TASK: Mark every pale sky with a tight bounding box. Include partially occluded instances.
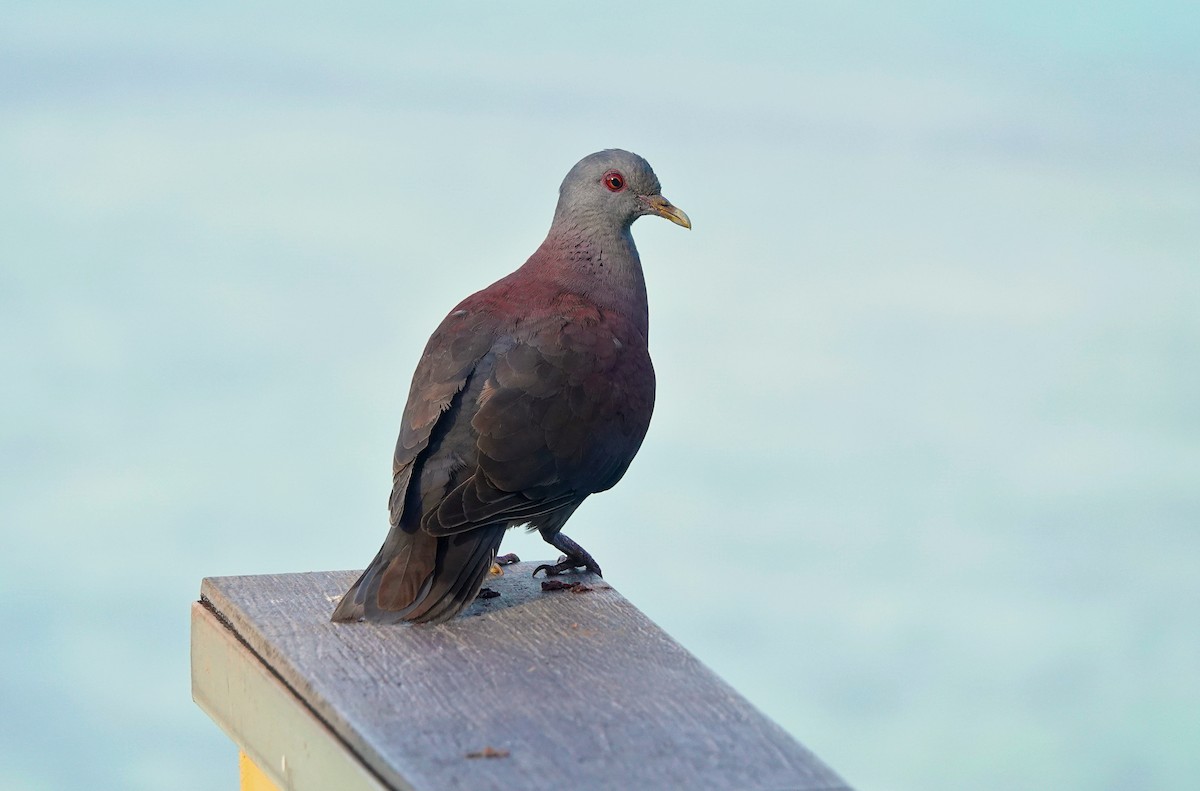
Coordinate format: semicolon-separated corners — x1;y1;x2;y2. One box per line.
3;3;1198;789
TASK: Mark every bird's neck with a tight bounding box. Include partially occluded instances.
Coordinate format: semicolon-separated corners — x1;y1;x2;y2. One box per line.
524;220;650;338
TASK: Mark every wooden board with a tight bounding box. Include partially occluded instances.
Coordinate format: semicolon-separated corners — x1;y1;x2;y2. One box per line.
192;602;390;791
195;562;851;791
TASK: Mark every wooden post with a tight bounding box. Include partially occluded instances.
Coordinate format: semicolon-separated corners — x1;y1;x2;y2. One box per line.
191;561;851;791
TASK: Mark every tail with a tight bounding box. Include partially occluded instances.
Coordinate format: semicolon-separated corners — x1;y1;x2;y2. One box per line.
331;524;505;624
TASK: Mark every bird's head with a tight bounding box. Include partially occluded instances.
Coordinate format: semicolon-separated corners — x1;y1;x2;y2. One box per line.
554;149;691;232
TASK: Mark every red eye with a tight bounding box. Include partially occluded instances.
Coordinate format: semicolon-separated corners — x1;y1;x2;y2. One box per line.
603;171;625;192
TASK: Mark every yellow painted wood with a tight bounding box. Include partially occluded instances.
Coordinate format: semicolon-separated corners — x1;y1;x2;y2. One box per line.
240;751;282;791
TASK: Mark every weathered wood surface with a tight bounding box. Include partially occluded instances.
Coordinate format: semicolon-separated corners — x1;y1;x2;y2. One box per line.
192;601;388;790
195;562;851;791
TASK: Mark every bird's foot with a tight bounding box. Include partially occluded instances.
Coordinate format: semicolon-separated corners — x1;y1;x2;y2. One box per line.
533;555;591;577
489;553;522;577
532;533;602;578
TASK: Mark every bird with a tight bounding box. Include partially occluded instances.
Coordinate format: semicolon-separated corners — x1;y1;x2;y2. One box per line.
331;149;690;625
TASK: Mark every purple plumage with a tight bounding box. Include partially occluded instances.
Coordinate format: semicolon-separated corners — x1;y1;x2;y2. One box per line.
333;149;690;624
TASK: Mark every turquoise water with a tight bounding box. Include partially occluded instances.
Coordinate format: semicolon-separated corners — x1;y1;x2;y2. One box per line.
3;3;1198;789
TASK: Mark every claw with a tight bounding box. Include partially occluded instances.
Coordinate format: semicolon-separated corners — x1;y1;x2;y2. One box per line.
532;559;573;577
533;531;604;579
531;553;602;578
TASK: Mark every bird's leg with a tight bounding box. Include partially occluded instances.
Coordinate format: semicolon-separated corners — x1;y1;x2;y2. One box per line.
532;532;603;578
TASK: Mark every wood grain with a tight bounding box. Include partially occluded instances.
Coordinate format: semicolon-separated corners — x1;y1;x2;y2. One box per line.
199;563;851;791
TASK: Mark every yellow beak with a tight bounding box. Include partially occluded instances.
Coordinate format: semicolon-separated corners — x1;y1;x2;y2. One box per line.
641;194;692;229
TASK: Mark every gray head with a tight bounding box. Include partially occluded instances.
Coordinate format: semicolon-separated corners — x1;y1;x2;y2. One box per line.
553;149;690;232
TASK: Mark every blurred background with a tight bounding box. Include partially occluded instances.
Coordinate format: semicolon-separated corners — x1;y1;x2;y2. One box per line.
2;2;1198;789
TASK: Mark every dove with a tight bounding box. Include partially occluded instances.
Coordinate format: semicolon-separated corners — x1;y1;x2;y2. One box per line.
332;149;689;624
